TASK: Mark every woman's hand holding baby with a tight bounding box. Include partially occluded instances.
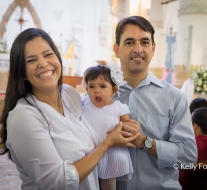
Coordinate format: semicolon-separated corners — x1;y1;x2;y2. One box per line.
105;122;139;148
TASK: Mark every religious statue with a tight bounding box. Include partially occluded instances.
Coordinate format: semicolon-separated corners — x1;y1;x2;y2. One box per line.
164;27;176;84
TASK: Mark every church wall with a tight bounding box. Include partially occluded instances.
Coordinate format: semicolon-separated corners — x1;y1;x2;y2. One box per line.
81;0;114;75
1;0;206;89
74;0;97;75
0;0;115;77
149;27;166;69
154;0;179;70
0;0;75;54
162;1;179;35
186;14;207;66
174;14;207;67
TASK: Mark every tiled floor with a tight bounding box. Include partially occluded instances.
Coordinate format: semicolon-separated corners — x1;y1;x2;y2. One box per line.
0;154;21;190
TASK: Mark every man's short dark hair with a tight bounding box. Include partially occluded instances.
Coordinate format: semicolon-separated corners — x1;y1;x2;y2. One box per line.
115;16;155;45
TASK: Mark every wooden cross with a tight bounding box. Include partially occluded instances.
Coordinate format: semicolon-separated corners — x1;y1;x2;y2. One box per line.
15;8;27;32
170;26;173;36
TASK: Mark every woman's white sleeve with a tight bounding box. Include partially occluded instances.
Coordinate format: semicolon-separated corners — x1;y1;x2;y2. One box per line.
6;106;79;190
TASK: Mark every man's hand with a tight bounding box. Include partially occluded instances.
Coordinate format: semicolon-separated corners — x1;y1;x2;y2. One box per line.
122;119;146;148
122;119;157;157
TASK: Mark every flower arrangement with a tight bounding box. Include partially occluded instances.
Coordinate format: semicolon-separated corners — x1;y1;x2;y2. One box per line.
191;66;207;94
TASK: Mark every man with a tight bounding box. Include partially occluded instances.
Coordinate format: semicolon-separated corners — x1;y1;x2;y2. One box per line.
113;16;197;190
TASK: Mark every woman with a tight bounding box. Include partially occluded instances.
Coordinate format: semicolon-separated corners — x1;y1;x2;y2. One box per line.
0;28;138;190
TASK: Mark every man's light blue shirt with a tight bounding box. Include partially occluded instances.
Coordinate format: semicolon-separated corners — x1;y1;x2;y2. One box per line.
113;71;197;190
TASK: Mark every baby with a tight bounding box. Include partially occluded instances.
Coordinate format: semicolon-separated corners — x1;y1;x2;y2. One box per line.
81;63;133;190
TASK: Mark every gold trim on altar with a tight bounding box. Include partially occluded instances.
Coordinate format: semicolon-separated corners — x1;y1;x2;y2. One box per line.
64;41;75;76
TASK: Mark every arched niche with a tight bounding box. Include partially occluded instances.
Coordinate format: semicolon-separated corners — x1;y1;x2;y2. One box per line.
0;0;42;39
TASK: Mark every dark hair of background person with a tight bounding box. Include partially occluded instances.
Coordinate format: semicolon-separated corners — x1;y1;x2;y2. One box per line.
192;107;207;135
0;28;63;158
84;65;116;87
115;16;155;45
189;98;207;114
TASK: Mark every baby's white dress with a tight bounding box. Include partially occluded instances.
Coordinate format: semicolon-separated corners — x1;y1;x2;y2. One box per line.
82;95;133;180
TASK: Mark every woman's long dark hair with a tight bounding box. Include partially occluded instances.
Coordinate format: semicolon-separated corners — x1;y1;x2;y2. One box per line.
0;28;63;159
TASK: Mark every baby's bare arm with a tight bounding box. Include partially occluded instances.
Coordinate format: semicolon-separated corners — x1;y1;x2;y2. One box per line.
120;114;130;122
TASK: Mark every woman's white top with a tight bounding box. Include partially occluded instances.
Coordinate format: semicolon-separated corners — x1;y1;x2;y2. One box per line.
6;85;99;190
82;95;133;180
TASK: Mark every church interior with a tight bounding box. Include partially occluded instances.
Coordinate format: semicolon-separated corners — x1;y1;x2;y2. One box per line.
0;0;207;189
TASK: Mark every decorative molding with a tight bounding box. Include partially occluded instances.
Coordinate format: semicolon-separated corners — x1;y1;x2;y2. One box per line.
178;0;207;16
0;1;17;39
0;0;42;38
99;21;110;46
175;64;199;88
179;6;207;15
99;0;110;46
72;0;83;43
150;0;163;28
26;2;42;28
72;24;82;75
110;0;126;20
161;0;177;5
179;0;207;9
72;0;83;75
15;0;29;9
73;23;82;41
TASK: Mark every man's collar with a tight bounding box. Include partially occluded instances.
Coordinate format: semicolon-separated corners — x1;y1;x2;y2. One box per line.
120;70;163;90
147;70;163;88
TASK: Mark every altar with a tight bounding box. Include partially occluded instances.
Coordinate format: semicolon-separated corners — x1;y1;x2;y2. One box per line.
62;76;83;88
